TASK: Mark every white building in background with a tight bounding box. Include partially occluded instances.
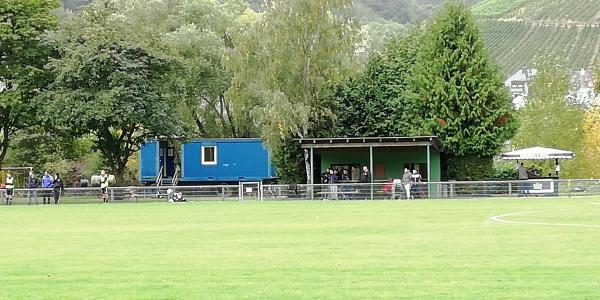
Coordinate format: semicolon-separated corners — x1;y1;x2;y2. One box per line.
569;68;597;105
504;68;537;109
504;68;598;109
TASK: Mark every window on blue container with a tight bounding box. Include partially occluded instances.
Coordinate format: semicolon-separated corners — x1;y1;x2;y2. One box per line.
201;146;217;165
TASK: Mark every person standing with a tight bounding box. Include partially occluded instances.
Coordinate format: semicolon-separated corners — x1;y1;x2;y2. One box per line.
517;163;528;195
360;166;370;183
100;170;109;203
517;163;528;180
26;171;39;205
341;169;350;181
329;169;339;200
411;170;422;199
360;166;370;199
401;168;412;200
52;173;64;204
5;173;14;205
42;171;53;204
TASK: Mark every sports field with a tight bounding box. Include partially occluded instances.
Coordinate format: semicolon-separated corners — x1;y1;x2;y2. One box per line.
2;198;600;299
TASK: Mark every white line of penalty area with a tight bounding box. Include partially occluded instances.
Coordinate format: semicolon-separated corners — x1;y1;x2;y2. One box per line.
488;208;600;228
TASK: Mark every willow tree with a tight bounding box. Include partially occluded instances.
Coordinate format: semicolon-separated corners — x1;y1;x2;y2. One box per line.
226;0;361;183
408;2;517;180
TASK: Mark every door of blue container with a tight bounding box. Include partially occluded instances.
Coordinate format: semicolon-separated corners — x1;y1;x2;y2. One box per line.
139;141;160;182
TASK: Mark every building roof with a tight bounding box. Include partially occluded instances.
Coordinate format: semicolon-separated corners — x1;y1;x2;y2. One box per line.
296;136;442;151
505;68;537;87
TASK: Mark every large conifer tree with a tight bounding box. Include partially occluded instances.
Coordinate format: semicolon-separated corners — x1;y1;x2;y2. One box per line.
409;1;517;179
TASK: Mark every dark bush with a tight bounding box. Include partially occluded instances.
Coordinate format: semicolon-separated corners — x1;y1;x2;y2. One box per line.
445;155;494;181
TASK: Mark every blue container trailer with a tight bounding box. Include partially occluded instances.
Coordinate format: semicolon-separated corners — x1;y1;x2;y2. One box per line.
139;139;277;184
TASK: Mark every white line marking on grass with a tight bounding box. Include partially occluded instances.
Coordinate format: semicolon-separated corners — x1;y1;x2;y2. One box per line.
489;210;600;228
590;202;600;206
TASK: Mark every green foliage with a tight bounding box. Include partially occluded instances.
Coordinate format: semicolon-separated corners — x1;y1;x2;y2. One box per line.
596;63;600;93
331;4;514;181
512;56;586;178
361;20;405;51
409;1;517;159
45;1;188;181
227;0;360;182
331;28;423;137
4;126;102;185
0;0;60;167
270;137;306;184
229;0;360;140
6;127;91;167
60;0;91;11
446;155;494;181
142;0;251;138
492;162;518;180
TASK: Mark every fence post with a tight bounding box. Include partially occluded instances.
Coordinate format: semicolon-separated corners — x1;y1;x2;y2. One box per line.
508;182;512;198
427;182;431;200
567;180;572;198
110;188;114;202
238;182;243;202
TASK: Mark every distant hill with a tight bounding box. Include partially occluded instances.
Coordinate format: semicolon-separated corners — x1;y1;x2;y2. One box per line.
472;0;600;75
355;0;600;75
59;0;600;75
248;0;600;75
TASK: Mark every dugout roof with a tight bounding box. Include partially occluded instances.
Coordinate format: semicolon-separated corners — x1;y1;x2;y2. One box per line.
296;136;442;151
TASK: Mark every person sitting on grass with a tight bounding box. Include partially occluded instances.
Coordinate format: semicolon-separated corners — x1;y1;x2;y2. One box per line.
166;189;186;202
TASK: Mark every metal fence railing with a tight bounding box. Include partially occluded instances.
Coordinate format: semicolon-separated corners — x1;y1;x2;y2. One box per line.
0;185;241;205
261;180;600;201
2;179;600;205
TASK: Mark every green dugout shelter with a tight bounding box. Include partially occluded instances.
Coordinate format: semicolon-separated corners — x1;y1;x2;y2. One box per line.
297;136;443;184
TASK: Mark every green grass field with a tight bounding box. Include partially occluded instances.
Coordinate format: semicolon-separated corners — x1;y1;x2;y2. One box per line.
2;198;600;299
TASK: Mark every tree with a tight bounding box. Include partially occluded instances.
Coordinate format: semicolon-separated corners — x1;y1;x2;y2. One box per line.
408;1;517;180
0;0;60;168
5;128;99;185
513;56;585;178
361;20;406;52
45;1;187;182
226;0;361;182
135;0;253;137
597;66;600;94
60;0;91;12
582;107;600;178
332;28;423;137
107;0;254;138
